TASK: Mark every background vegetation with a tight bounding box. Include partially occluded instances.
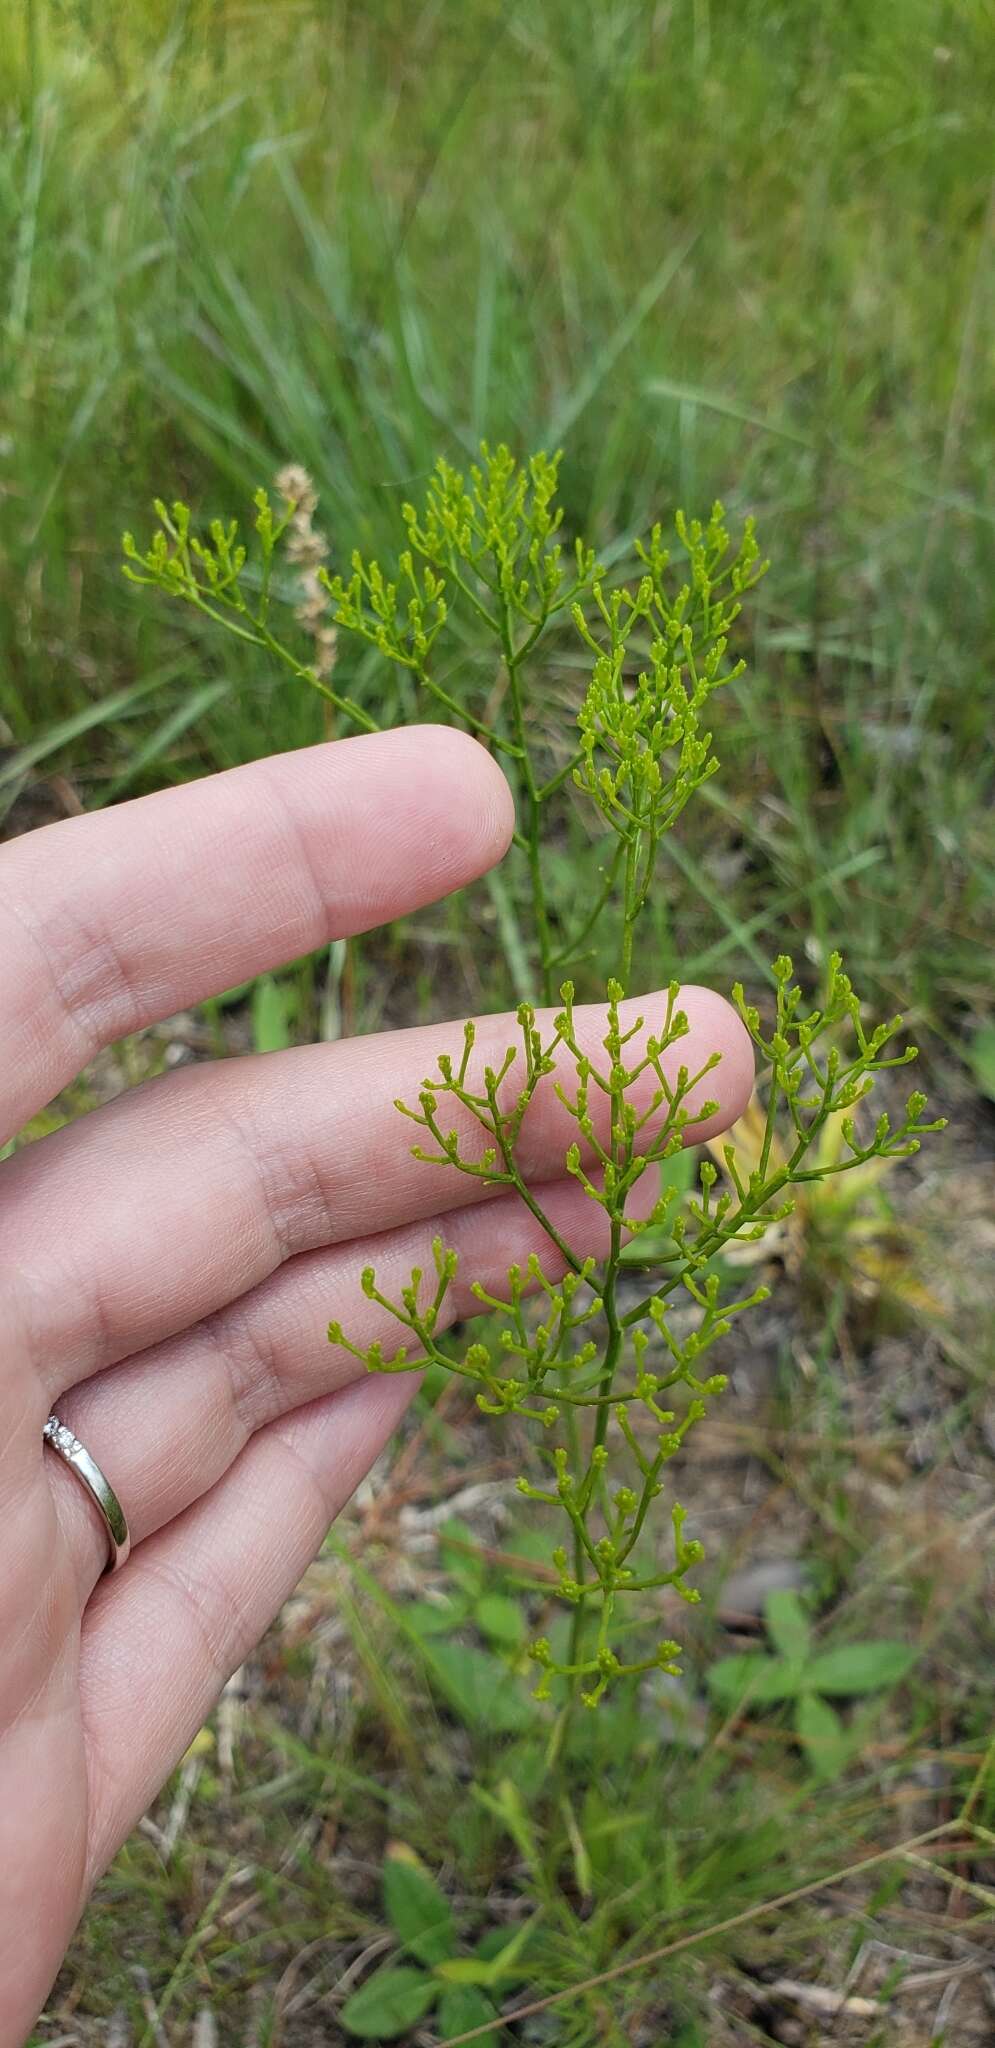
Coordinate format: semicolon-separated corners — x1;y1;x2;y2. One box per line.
3;1;993;2041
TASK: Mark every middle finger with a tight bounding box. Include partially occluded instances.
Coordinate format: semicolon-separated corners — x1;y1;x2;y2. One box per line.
5;987;752;1407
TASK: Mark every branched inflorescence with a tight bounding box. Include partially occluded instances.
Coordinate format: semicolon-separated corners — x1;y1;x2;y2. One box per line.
328;973;940;1705
124;446;944;1708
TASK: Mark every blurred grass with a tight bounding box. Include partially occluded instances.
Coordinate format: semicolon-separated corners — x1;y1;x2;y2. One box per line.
2;0;994;1038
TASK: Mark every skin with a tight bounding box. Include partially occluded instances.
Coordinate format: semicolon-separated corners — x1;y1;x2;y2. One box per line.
0;726;753;2040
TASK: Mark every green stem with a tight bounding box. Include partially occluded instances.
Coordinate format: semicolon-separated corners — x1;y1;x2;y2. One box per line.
414;662;524;759
255;624;379;732
536;748;585;804
562;1592;588;1742
500;603;555;1002
555;1232;623;1752
564;1400;588;1668
593;1216;624;1467
510;1176;585;1276
548;838;626;972
163;547;377;733
444;561;502;637
482;1081;586;1277
616;1450;664;1566
619;830;640;987
554;1552;591;1774
618;1108;833;1330
527;798;555;1005
207;595;379;732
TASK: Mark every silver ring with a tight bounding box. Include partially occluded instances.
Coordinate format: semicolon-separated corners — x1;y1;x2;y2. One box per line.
43;1414;131;1572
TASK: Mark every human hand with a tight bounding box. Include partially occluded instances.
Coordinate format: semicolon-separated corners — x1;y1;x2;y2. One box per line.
0;727;751;2039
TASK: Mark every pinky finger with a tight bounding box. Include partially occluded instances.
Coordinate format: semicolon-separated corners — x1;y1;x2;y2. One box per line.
78;1371;416;1881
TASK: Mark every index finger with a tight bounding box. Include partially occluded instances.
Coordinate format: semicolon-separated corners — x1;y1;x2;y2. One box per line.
0;726;514;1140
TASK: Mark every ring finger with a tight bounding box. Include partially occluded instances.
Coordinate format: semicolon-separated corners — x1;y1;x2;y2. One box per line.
44;1170;621;1600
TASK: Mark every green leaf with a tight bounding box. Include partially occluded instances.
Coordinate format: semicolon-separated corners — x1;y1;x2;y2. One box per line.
383;1853;454;1966
473;1922;537;1982
436;1985;500;2047
764;1588;813;1662
475;1592;526;1648
967;1024;995;1103
795;1692;849;1782
251;973;291;1052
706;1653;805;1707
340;1965;438;2038
404;1598;470;1638
474;1929;511;1962
422;1640;533;1734
806;1642;916;1696
435;1957;500;1986
436;1914;539;1991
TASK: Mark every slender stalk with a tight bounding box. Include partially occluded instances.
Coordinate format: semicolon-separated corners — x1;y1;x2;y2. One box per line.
593;1219;624;1464
414;661;524;758
499;600;556;1001
536;749;584;803
548;838;626;972
556;1201;625;1753
251;619;379;732
620;831;640;986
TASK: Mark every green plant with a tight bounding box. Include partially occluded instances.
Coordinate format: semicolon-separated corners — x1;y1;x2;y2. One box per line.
124;447;944;1717
707;1589;917;1782
704;1092;946;1322
123;450;763;998
340;1846;533;2042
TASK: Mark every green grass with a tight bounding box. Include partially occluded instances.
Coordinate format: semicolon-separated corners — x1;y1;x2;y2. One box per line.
6;2;995;2041
3;0;994;1033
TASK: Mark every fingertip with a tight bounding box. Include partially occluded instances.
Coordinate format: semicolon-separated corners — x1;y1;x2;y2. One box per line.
302;723;515;919
415;724;516;866
679;984;755;1140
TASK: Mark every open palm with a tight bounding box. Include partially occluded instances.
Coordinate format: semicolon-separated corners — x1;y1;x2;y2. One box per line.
0;727;751;2040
